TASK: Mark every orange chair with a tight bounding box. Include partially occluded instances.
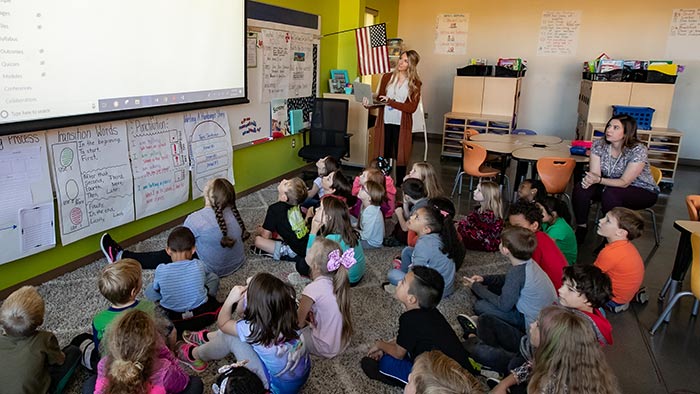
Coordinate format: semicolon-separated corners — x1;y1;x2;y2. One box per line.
451;141;506;197
450;129;485;196
687;195;700;221
651;231;700;335
537;157;576;223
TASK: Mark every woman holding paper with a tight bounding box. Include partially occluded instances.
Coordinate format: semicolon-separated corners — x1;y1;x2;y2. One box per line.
364;50;422;184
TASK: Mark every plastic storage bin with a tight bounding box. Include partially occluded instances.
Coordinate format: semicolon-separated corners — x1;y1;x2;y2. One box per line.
456;65;493;76
612;105;655;130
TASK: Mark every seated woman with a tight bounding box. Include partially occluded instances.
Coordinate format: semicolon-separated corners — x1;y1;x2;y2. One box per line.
572;114;659;244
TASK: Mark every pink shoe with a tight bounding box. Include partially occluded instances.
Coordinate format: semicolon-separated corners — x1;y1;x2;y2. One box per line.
182;329;209;346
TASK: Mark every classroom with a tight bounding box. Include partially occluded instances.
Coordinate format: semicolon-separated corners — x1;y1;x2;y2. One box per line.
1;0;699;393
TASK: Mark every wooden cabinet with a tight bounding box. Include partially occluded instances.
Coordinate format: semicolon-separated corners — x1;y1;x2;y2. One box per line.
577;80;676;139
589;122;682;184
444;76;521;158
323;93;369;167
441;112;514;158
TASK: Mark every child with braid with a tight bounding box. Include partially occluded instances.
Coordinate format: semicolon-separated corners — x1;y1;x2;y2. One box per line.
101;177;246;277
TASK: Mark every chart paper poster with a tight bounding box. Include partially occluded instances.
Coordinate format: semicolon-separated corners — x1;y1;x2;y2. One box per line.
666;9;700;60
184;110;234;199
0;132;55;265
128;115;190;220
261;29;291;102
47;122;135;245
537;10;581;56
288;32;315;98
434;14;468;55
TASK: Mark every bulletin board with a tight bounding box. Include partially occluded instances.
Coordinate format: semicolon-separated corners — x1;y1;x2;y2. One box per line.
229;2;321;147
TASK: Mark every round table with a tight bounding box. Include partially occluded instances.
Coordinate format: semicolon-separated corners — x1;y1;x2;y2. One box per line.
470;133;563;145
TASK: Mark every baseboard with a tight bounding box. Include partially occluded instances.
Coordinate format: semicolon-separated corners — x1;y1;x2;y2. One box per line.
412;132;442;143
679;158;700;167
0;164;314;299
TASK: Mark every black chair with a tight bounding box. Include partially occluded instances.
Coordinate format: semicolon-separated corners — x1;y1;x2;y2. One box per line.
298;98;350;164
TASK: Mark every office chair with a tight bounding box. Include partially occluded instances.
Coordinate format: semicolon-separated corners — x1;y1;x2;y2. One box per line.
298;98;350;164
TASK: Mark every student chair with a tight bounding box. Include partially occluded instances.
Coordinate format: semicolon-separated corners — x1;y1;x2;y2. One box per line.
658;194;700;303
650;231;700;335
451;141;508;199
298;98;350;164
537;157;576;224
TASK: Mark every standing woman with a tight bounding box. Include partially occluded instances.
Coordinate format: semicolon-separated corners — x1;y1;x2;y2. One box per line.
366;50;422;183
571;114;659;243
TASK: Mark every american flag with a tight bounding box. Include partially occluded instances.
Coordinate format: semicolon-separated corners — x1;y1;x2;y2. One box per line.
355;23;390;75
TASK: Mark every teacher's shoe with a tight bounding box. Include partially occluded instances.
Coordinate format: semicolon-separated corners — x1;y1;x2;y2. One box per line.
100;233;123;263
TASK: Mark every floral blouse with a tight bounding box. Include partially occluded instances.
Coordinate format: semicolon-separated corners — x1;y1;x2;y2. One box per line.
591;139;659;193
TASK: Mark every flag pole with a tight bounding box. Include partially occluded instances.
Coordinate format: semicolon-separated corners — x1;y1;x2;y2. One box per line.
322;22;386;38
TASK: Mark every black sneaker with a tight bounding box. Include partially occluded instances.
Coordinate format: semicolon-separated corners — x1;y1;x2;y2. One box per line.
486;377;501;389
634;287;649;304
249;245;273;258
457;314;478;338
100;233;123;263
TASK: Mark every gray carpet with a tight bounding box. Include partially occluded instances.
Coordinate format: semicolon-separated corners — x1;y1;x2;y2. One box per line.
37;185;509;393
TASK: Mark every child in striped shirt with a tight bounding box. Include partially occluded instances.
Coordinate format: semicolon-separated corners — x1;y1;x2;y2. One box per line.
145;226;221;332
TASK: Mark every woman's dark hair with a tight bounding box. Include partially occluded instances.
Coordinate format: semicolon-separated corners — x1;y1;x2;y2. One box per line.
428;196;466;270
539;196;571;225
604;114;640;149
243;273;299;346
419;205;465;269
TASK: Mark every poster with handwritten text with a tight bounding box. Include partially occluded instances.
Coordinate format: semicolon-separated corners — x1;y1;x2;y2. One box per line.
47;122;134;245
127;115;189;220
288;32;315;98
666;8;700;60
261;29;291;102
434;14;469;55
537;10;581;56
184;110;234;199
0;132;55;265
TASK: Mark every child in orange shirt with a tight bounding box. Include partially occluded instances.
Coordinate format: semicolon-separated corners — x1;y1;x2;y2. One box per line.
594;207;645;312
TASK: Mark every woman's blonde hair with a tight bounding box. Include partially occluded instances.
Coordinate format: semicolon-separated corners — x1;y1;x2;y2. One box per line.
410;350;482;394
307;237;353;347
478;181;502;219
391;50;421;99
412;162;443;199
528;306;620;394
104;309;158;394
0;286;45;337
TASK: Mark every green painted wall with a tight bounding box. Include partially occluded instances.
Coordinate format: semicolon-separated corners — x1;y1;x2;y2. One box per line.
0;0;401;293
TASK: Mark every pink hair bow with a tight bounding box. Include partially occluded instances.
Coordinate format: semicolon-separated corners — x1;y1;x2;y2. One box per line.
327;249;356;271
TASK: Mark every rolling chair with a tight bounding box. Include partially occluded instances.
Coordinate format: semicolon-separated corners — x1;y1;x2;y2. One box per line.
298;98;350;165
650;231;700;335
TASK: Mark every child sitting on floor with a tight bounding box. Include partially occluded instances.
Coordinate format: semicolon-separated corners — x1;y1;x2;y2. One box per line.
72;258;175;372
362;266;475;388
304;197;365;285
144;226;222;333
387;178;428;247
0;286;81;394
507;200;568;289
352;157;396;217
253;177;310;267
594;206;645;313
516;179;546;204
304;155;339;208
537;196;577;265
457;180;504;252
297;237;355;358
405;350;482;394
357;180;386;249
211;360;266;394
404;161;444;199
387;205;463;298
86;309;202;394
463;226;557;334
178;273;311;394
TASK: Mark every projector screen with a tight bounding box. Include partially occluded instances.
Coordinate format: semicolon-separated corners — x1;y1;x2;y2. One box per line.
0;0;247;135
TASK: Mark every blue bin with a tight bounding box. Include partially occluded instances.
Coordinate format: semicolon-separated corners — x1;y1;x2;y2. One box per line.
612;105;655;130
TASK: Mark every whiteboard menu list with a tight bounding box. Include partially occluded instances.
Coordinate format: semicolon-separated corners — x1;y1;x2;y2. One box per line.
537;10;581;56
47;122;135;245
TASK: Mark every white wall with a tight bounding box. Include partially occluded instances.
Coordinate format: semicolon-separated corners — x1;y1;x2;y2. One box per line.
397;0;700;159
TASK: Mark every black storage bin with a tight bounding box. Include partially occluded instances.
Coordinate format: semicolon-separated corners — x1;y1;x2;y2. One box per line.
494;66;526;78
644;70;677;84
583;69;623;81
456;65;493;76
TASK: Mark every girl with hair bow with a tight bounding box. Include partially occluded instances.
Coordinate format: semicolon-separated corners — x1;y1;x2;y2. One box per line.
296;237;356;358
